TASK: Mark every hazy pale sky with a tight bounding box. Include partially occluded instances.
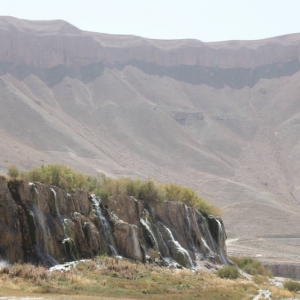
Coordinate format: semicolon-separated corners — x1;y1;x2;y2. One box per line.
1;0;300;42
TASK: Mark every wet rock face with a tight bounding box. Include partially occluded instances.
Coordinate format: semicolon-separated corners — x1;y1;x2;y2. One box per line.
0;178;23;262
0;179;228;268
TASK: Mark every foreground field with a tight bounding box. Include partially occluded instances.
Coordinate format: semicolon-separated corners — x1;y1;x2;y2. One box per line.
0;257;298;300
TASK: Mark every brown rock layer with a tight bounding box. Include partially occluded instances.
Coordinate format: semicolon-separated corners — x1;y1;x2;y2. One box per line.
0;16;300;88
0;178;227;268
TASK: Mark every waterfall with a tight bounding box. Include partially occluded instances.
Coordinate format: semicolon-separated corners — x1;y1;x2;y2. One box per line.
29;182;39;196
184;205;191;228
163;225;194;268
0;260;10;269
50;187;67;238
201;237;212;252
201;215;228;265
67;192;76;212
26;183;58;266
216;219;228;265
184;206;210;255
29;183;48;253
201;216;219;254
90;194;118;256
50;187;77;261
140;217;159;248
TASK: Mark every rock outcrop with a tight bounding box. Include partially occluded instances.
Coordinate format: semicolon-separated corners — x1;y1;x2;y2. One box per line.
0;178;228;268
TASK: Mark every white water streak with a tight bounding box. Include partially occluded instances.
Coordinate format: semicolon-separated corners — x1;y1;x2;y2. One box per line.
90;194;118;256
50;188;68;238
216;219;227;265
140;218;159;250
201;237;212;252
0;260;10;269
165;226;193;268
29;182;39;194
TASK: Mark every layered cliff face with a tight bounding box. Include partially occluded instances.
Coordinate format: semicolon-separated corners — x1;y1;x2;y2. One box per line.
0;177;227;268
1;16;300;270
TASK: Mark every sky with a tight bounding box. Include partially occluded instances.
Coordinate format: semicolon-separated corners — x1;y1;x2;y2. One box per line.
1;0;300;42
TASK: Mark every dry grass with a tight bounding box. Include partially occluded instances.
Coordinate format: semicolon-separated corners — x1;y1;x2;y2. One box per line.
0;257;293;300
269;285;294;298
252;275;269;284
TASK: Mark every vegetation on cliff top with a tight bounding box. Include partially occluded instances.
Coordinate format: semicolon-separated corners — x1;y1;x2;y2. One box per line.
7;164;221;216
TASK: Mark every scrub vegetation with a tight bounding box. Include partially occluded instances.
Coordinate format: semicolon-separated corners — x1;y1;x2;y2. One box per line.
216;265;239;279
0;257;296;300
230;256;272;276
283;279;300;292
217;256;272;281
7;164;221;216
0;257;258;300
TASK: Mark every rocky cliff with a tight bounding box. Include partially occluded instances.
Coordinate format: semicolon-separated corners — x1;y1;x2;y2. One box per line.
0;16;300;88
0;177;228;268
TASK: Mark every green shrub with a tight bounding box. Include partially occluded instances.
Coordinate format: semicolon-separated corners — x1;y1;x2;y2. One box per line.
162;183;221;216
99;188;111;204
283;280;300;292
138;179;165;203
7;164;19;180
18;164;220;215
126;178;141;197
283;279;300;292
216;265;239;279
252;275;269;284
230;256;272;276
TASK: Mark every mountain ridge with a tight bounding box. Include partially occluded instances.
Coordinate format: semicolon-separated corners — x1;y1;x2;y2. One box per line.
1;16;300;70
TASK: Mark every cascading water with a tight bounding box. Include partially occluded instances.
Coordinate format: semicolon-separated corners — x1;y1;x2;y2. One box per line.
201;216;219;254
0;260;10;269
140;217;159;251
29;182;39;196
90;194;118;256
184;205;208;257
163;225;194;268
184;205;191;228
50;187;67;238
200;215;228;265
201;237;212;252
50;187;77;260
29;183;47;252
216;218;228;265
27;183;58;266
67;192;76;212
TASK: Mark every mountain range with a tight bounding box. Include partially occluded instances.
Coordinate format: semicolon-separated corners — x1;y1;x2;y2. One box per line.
1;16;300;276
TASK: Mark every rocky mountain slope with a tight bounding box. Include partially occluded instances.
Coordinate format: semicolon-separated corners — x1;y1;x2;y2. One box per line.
0;16;300;274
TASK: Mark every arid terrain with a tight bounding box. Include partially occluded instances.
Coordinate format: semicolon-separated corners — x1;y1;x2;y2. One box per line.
0;16;300;275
